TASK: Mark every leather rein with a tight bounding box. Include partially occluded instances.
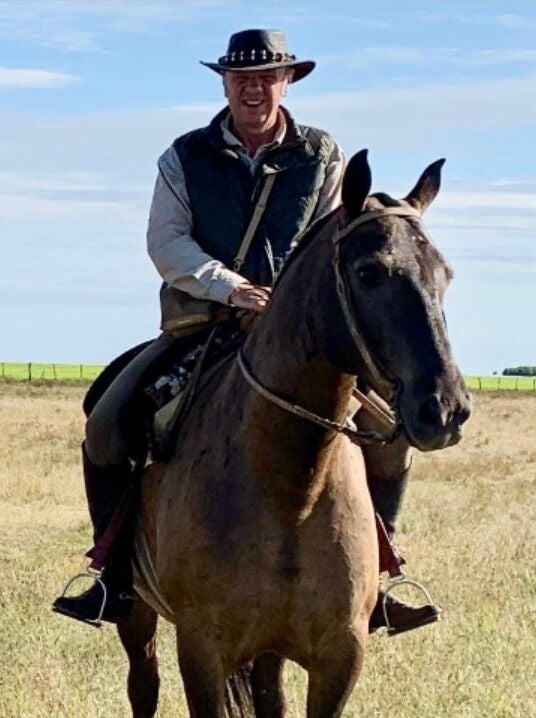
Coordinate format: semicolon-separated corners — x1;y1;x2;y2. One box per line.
237;205;423;447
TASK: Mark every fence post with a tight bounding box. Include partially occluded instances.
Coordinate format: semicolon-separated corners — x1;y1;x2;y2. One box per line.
28;362;32;381
1;362;4;379
478;378;482;390
80;364;83;380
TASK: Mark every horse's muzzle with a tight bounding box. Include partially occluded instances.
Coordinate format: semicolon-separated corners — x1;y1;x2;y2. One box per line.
401;386;472;452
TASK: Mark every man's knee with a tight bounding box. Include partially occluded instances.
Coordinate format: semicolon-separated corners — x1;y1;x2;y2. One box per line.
85;405;128;467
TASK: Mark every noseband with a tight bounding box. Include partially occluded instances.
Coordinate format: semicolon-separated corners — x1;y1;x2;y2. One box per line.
237;206;423;446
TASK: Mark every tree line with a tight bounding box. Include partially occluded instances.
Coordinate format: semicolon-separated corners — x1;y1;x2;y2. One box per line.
503;366;536;376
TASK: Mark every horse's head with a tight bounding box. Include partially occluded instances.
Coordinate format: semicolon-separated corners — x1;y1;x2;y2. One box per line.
326;150;471;451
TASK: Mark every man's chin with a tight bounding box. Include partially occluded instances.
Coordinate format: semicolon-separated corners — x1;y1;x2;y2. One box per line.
242;111;269;126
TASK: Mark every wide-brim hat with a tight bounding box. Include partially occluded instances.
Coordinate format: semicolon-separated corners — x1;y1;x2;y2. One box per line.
200;29;315;83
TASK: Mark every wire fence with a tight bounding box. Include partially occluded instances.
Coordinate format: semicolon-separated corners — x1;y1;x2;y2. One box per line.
464;375;536;392
1;363;536;390
0;362;103;382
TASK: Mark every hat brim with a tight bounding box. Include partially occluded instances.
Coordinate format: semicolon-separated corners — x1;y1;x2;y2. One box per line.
200;59;315;83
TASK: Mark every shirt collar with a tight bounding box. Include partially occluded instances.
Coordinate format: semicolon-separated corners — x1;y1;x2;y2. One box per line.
221;110;287;158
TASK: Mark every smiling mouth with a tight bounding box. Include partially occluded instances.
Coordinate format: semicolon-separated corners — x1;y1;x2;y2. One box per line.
242;99;264;107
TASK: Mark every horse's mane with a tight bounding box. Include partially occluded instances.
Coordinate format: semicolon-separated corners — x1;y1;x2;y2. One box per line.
274;192;406;292
274;207;341;288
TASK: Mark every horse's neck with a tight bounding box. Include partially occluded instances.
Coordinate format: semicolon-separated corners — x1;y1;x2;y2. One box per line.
239;234;356;513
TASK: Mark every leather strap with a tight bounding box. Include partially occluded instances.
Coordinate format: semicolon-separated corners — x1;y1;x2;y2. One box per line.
376;513;405;577
237;348;397;446
334;206;421;243
233;172;277;272
332;206;422;389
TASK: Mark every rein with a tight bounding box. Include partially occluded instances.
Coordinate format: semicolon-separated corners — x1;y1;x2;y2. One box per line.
237;349;395;446
237;205;422;446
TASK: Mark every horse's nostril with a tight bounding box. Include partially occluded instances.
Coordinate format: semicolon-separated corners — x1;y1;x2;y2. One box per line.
457;404;471;424
417;394;445;427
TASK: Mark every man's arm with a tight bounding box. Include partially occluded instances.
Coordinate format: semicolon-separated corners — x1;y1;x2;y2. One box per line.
146;146;247;305
311;140;345;221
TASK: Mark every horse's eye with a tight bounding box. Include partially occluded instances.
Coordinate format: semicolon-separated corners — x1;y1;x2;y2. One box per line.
354;263;386;289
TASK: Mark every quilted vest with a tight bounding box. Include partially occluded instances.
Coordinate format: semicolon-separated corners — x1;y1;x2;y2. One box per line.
172;107;335;286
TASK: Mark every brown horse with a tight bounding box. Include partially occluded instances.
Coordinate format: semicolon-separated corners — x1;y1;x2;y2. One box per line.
117;150;471;717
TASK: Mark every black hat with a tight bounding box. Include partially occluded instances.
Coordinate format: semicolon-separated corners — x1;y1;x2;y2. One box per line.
201;29;315;83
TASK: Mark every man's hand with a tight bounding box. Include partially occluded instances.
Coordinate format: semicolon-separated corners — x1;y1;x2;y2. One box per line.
229;283;272;313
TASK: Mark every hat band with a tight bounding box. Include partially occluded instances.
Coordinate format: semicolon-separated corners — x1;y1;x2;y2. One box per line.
218;50;297;66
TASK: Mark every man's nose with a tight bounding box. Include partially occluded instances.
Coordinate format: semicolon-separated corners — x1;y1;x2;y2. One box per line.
244;76;262;90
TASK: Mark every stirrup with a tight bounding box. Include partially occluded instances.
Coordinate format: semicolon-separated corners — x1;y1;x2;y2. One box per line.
382;573;439;637
55;570;107;628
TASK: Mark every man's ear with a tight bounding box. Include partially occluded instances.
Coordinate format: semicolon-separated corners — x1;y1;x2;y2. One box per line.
342;149;372;220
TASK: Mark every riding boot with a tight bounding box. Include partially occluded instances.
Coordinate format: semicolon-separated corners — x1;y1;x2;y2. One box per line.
367;469;441;635
52;444;135;626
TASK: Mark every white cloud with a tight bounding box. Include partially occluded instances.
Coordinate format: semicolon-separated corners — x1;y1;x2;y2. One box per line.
413;11;536;33
493;13;536;31
0;0;236;52
467;49;536;65
289;73;536;151
318;46;536;70
0;67;76;88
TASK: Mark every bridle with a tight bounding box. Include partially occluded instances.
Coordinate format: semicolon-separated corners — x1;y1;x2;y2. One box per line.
332;205;422;388
237;205;423;447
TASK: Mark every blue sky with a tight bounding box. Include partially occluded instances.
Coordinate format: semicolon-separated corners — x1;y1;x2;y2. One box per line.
1;0;534;373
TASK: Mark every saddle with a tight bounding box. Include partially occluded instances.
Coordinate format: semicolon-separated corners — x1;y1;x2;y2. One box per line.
150;325;241;462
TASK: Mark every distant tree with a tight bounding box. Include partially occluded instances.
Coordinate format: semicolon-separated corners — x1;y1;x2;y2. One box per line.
503;366;536;376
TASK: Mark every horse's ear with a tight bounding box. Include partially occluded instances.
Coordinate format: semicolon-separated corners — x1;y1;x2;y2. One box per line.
342;149;372;220
405;158;446;213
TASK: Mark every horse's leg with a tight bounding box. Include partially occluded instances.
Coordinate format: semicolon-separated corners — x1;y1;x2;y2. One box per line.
306;628;366;718
176;627;226;718
251;652;286;717
117;600;159;718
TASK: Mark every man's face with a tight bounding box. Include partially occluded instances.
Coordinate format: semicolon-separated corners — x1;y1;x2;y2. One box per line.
223;68;290;133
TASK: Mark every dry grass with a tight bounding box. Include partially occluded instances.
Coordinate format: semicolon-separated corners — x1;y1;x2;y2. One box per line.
0;383;534;717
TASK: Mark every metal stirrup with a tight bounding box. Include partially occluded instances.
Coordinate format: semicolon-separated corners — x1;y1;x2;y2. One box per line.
381;574;439;636
56;571;107;628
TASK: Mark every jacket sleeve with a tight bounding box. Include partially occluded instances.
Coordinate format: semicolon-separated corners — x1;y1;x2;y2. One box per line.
146;145;247;305
311;139;345;221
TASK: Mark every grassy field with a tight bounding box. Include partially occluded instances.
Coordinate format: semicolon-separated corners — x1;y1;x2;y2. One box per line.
0;382;534;717
2;362;536;391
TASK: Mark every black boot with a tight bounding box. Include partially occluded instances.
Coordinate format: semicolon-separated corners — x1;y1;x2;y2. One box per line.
52;445;135;626
367;470;441;635
367;468;409;539
369;590;441;636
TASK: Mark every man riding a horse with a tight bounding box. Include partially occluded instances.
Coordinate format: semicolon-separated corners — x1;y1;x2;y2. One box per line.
53;29;439;636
